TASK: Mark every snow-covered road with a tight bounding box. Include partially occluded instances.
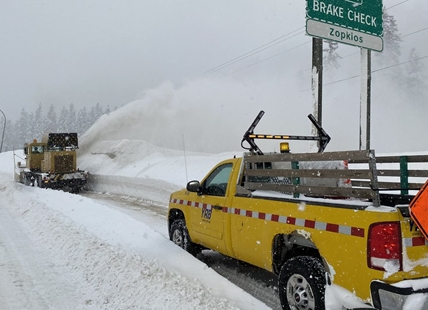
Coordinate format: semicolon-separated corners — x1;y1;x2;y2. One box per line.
0;166;269;310
0;202;93;310
82;190;282;310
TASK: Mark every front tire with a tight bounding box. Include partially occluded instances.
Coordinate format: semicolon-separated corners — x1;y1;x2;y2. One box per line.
279;256;326;310
169;219;201;256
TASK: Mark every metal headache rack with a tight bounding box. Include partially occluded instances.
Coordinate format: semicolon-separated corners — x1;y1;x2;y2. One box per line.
240;111;428;207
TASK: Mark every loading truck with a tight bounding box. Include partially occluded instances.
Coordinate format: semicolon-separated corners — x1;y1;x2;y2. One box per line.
168;111;428;310
14;133;88;193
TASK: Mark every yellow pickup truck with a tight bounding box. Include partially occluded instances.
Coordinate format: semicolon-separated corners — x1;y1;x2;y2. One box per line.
167;112;428;310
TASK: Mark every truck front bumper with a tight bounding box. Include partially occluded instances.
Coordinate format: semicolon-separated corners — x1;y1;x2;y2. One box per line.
371;279;428;309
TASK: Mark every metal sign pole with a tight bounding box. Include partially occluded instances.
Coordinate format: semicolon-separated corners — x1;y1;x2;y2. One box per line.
0;110;5;153
359;49;371;151
312;37;323;150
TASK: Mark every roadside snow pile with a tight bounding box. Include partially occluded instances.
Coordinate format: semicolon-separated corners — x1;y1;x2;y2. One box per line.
77;139;239;205
0;169;267;310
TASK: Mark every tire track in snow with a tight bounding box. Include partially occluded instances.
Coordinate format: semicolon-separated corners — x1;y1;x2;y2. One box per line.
82;190;282;310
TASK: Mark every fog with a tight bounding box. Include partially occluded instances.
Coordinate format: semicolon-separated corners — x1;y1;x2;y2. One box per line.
2;0;428;154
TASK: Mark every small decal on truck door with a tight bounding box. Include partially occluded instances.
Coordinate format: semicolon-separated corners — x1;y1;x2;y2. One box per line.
201;205;212;221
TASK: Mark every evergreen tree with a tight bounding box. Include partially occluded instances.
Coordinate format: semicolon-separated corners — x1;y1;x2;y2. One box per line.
68;103;77;132
16;108;29;146
375;7;402;73
58;106;69;132
405;48;426;97
94;102;104;121
7;103;111;148
76;107;91;135
33;103;44;139
26;112;35;142
88;106;96;124
44;104;58;133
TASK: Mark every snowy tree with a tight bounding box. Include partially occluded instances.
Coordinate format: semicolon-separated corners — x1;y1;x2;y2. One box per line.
383;7;401;63
375;6;402;81
405;48;426;98
44;104;58;133
58;106;69;132
27;112;35;142
16;108;29;146
6;103;112;148
33;103;45;139
94;103;104;121
76;107;91;135
68;103;77;132
323;40;340;69
88;103;104;125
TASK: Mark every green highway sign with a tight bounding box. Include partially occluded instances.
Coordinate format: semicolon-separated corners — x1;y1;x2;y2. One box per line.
306;0;383;50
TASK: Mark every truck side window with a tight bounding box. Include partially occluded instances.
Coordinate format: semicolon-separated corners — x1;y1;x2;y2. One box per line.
202;163;233;197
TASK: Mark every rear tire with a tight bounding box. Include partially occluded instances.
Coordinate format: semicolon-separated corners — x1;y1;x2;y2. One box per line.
169;219;201;256
36;175;43;188
278;256;326;310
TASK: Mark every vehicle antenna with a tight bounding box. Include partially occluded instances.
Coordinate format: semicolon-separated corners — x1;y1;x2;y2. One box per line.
182;134;189;183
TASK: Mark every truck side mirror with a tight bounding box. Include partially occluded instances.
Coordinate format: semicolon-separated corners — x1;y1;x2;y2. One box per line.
187;180;201;193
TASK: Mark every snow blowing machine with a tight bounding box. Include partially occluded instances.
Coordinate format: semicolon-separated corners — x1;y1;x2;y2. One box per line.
14;133;89;193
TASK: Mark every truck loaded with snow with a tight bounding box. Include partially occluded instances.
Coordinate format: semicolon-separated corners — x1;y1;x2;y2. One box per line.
168;111;428;310
14;132;88;193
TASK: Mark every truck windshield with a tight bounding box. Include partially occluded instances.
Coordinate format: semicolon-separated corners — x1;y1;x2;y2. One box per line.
31;146;44;154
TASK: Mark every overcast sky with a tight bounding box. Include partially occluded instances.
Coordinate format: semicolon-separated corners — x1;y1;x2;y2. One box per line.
0;0;306;120
1;0;428;153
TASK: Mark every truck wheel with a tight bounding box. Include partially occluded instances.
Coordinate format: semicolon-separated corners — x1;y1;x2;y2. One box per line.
37;176;44;188
169;219;200;256
278;256;326;310
24;174;31;186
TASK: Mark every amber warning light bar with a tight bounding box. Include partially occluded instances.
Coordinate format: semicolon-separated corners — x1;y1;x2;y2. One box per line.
241;110;331;155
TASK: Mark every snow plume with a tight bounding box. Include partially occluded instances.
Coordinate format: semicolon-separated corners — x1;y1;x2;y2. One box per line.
79;77;312;154
79;68;428;155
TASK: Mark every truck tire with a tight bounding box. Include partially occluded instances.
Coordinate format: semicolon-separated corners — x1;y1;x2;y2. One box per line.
23;174;31;186
37;175;44;189
169;219;201;256
278;256;326;310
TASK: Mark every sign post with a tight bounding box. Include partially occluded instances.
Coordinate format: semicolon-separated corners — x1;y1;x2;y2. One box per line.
305;0;383;151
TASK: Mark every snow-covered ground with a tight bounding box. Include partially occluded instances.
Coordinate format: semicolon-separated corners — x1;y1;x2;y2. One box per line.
0;142;383;310
0;146;270;309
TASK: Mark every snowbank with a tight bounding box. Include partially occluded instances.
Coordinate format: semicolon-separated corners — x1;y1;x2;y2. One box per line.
0;151;268;310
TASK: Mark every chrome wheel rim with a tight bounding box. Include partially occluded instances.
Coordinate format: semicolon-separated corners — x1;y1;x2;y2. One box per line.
286;274;315;310
172;229;183;247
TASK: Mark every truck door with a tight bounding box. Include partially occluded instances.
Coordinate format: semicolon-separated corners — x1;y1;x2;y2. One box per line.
189;162;233;254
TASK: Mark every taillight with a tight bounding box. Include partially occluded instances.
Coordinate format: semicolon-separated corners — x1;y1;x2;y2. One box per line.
368;222;402;272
